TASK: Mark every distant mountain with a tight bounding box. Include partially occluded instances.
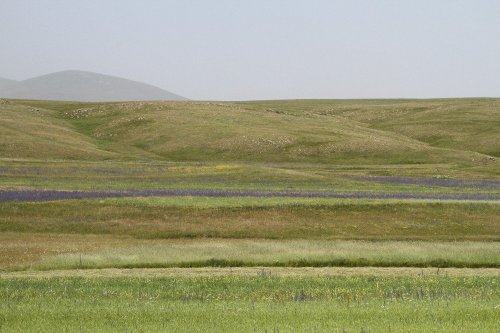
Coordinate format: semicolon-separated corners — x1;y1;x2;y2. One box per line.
0;70;187;101
0;77;17;91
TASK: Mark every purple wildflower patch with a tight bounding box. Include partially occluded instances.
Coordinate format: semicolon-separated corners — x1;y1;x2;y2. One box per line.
0;189;498;202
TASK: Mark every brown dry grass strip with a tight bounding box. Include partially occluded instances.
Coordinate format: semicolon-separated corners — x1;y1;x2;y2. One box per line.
2;266;499;279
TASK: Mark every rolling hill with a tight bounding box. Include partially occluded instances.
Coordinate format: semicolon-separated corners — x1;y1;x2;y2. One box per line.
0;70;186;102
0;99;498;172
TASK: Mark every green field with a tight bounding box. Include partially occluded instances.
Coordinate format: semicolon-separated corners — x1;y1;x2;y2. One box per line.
1;270;499;332
0;98;499;331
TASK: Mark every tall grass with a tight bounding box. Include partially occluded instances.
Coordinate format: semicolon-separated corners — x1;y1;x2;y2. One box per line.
1;236;497;270
0;274;498;332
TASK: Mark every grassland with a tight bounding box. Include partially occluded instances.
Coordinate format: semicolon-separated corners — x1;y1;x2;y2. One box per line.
1;199;499;241
1;98;498;166
0;98;499;331
1;272;498;332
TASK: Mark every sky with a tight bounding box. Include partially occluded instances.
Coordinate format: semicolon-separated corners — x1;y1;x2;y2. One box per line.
1;0;499;100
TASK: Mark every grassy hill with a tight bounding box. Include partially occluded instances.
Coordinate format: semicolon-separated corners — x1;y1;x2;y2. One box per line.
0;99;114;160
239;99;500;158
1;98;497;169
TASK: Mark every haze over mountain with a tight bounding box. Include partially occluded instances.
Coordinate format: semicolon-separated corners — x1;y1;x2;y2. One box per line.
0;70;187;102
0;77;17;91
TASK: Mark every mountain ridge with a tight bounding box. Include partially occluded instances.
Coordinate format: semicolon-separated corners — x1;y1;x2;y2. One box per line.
0;70;186;102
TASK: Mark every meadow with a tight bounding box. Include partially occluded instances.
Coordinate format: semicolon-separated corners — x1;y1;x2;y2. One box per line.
1;271;499;332
0;98;499;331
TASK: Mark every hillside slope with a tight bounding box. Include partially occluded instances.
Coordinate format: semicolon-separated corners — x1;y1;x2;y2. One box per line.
238;99;500;158
0;70;186;102
1;99;497;169
0;100;115;160
0;77;17;91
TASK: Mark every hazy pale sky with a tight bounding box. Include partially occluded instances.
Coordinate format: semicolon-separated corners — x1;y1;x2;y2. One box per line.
1;0;499;100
